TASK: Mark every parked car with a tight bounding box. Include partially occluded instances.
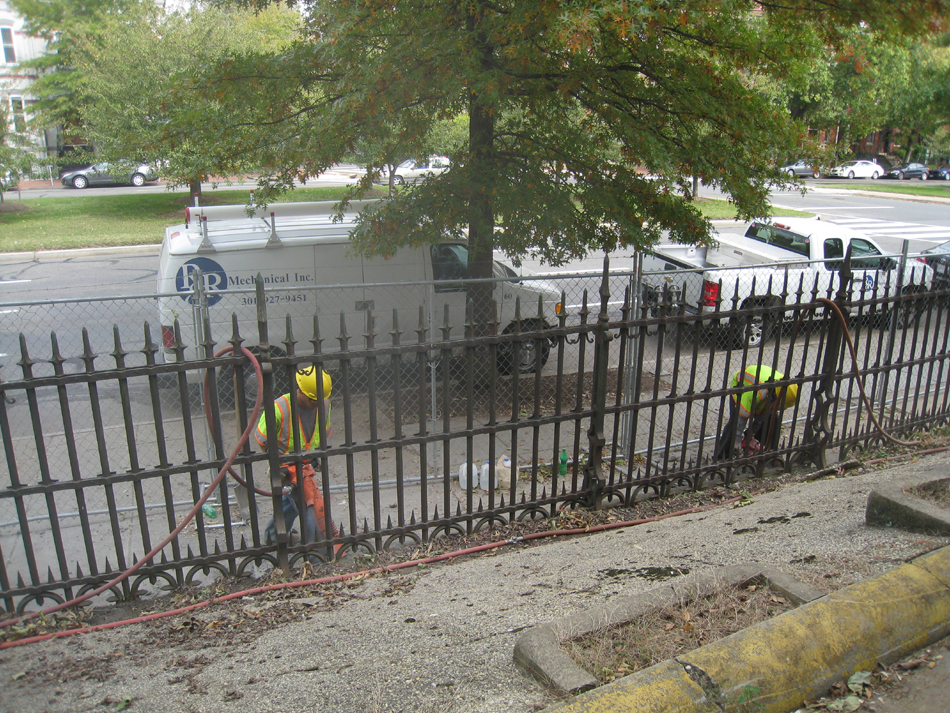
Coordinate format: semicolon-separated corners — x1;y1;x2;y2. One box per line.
379;156;450;185
781;159;822;179
60;162;158;189
826;160;884;179
928;165;950;181
885;162;930;180
0;169;19;191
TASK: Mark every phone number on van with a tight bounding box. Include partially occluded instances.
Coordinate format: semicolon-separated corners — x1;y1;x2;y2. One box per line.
240;294;310;306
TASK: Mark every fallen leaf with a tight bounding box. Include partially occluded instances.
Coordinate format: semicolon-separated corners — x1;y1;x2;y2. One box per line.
827;695;861;712
847;670;872;694
664;622;675;631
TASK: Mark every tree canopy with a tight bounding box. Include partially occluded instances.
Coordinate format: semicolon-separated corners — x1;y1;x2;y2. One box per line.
10;0;139;146
75;1;301;195
170;0;949;280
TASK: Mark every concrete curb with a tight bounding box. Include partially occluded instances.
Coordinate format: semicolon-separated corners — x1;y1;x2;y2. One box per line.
866;473;950;535
0;244;161;264
515;565;825;696
537;546;950;713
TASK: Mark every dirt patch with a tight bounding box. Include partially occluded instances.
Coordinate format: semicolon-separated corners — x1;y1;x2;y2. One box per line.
133;574;415;653
561;581;793;684
0;200;30;213
906;479;950;509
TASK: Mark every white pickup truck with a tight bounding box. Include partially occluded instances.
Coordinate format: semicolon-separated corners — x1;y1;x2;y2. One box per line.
640;217;934;346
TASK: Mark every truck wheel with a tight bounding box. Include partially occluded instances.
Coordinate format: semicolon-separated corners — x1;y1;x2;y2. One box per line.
733;301;776;349
497;320;550;375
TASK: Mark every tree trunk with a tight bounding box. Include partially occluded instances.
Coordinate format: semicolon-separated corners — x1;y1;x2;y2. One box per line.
189;178;202;199
466;5;496;339
903;135;916;163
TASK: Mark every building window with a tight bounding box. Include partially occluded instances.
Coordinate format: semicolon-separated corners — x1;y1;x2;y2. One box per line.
1;28;15;64
10;98;25;132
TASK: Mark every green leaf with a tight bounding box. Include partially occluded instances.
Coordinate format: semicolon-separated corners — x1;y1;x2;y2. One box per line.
116;696;133;711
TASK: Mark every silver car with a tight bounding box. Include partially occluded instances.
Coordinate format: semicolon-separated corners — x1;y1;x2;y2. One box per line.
381;156;450;185
60;162;159;189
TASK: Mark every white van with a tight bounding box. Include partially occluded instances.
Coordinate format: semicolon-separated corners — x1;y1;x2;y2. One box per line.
156;201;562;376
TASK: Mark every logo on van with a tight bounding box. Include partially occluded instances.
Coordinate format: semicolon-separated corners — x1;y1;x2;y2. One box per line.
176;257;228;306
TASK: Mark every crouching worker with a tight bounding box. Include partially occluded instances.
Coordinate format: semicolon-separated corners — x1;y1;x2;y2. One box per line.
258;366;342;559
714;365;799;460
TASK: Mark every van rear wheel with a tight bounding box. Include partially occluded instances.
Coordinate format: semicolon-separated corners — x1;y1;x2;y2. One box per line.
497;320;550;375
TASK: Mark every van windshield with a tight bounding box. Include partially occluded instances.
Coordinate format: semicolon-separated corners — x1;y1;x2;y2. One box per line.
744;222;810;258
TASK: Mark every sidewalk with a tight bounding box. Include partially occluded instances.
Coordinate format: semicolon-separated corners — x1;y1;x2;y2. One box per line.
1;451;949;713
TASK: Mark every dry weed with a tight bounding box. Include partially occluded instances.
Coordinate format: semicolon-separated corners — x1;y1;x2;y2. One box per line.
906;479;950;509
562;582;792;683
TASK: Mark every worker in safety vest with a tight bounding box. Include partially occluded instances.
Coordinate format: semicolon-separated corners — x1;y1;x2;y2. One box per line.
714;365;799;460
258;366;342;558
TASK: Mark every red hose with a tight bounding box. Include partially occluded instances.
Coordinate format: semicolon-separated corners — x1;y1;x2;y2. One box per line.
203;346;273;497
0;346;265;630
816;297;919;448
0;496;742;649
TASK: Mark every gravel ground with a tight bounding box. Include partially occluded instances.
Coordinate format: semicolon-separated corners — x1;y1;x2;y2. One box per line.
2;453;949;713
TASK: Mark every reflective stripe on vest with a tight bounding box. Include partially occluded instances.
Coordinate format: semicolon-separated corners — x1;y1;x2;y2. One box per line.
731;365;782;418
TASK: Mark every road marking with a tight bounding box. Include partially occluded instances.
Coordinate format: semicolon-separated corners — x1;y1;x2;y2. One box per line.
818;217;950;244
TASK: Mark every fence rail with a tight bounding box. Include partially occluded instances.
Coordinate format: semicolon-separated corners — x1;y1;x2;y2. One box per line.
1;253;948;614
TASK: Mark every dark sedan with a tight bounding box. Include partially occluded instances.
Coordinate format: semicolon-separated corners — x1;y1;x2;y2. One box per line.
885;162;930;180
60;162;158;189
928;165;950;181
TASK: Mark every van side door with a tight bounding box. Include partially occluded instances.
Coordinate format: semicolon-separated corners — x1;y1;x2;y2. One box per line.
361;247;428;346
427;243;471;332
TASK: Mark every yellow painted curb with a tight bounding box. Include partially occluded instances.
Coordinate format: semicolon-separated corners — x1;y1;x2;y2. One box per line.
545;547;950;713
549;658;720;713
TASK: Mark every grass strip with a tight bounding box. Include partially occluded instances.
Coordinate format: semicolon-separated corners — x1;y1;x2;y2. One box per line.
1;189;808;253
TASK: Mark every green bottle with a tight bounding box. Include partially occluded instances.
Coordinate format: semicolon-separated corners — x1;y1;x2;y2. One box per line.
201;503;218;519
558;448;569;476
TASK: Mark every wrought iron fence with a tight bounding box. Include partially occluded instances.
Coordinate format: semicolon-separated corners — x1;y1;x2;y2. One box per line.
1;252;948;614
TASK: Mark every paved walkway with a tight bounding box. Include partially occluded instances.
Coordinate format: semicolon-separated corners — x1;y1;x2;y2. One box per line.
1;452;949;713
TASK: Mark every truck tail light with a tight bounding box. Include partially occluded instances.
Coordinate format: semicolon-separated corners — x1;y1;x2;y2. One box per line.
701;280;720;306
161;325;176;349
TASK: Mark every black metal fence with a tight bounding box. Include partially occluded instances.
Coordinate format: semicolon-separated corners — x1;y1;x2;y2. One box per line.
1;253;947;614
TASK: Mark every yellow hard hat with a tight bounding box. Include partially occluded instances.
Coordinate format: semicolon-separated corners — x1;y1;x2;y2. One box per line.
782;383;799;409
296;366;332;400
